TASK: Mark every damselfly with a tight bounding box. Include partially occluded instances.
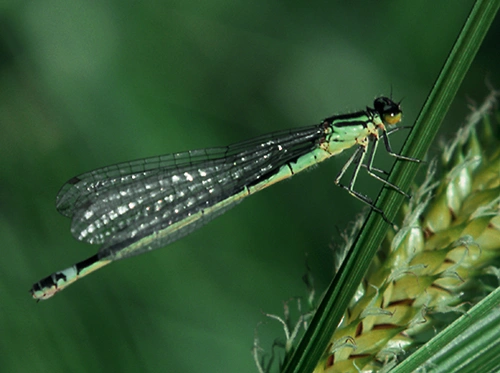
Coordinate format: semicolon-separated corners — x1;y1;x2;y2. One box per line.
31;97;418;300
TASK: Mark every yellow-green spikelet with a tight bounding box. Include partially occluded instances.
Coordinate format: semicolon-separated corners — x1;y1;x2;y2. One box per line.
315;91;500;373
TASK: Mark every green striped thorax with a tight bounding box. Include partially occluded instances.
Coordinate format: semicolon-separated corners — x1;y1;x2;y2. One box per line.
322;97;402;156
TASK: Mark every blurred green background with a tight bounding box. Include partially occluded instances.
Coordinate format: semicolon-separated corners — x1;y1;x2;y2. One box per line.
1;1;499;372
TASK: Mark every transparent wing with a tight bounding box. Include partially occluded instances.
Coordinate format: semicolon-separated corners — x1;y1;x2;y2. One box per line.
56;125;324;250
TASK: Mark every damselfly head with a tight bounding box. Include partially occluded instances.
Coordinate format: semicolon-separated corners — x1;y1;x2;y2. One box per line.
374;97;402;126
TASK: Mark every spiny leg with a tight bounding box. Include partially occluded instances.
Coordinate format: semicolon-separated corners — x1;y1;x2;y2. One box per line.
361;126;416;176
381;129;421;163
364;136;411;199
335;145;364;183
334;144;393;226
362;163;389;176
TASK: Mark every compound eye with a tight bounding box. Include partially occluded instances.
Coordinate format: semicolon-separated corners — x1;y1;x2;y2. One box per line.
382;111;402;125
374;97;402;125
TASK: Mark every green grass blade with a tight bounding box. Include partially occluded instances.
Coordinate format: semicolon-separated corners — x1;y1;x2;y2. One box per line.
281;1;500;372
